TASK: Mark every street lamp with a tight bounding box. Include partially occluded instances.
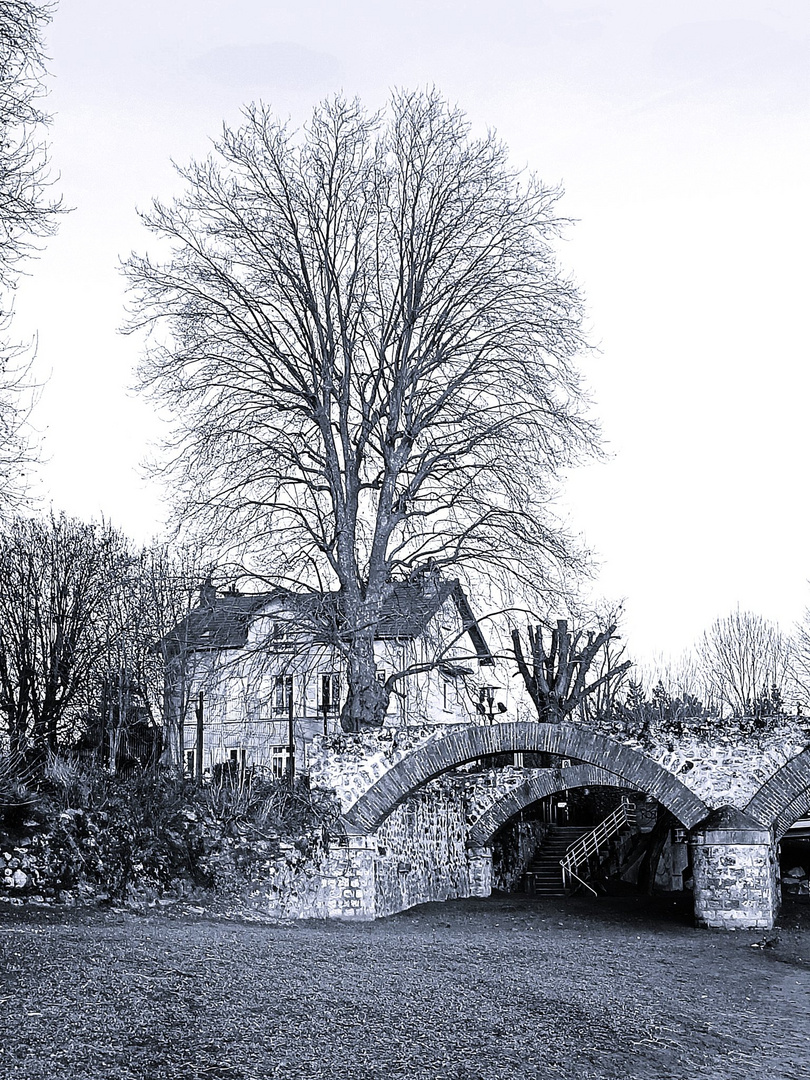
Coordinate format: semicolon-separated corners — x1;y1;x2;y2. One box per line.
477;685;506;726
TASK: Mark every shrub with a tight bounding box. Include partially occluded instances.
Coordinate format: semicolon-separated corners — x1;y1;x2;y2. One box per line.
0;759;344;904
0;753;38;824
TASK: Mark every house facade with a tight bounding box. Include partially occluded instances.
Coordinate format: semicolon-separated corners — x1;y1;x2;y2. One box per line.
163;577;498;778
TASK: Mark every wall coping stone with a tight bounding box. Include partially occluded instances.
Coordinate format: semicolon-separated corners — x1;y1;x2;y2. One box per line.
691;805;773;846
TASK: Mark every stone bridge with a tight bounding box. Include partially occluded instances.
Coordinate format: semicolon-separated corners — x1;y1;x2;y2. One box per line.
304;721;810;930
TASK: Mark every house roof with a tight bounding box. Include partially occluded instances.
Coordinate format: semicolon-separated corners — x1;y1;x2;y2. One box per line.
165;579;494;665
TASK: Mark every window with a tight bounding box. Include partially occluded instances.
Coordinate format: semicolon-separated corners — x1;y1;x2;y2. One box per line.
376;668;386;684
442;679;452;711
273;674;294;714
271;745;290;779
319;673;341;714
185;750;195;775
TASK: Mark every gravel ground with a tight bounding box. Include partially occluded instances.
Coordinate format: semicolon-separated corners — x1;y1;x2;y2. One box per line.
0;893;808;1080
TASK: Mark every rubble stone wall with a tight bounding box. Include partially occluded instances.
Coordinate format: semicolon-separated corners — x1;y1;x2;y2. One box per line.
372;780;475;917
309;722;809;826
491;820;549;893
243;842;377;921
254;774;515;921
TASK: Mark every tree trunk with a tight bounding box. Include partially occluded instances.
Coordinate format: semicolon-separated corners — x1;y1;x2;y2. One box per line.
340;630;389;732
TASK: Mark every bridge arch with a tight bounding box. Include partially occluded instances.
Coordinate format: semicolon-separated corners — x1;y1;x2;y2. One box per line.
343;721;709;832
746;748;810;837
468;765;627;847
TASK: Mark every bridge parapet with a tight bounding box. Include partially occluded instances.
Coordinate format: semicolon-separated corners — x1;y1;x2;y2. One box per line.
649;725;805;811
309;720;808;826
308;724;464;813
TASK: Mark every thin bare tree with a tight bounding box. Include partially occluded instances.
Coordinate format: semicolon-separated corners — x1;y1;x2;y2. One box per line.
0;0;59;284
700;609;792;721
0;514;117;757
0;515;207;763
790;604;810;715
94;539;209;771
0;333;39;511
126;90;596;730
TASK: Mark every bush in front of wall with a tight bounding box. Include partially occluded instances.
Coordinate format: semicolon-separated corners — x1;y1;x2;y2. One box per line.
0;754;343;907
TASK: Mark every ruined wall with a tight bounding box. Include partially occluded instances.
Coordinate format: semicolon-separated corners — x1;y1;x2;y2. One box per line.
372;778;475;917
309;726;448;810
301;726;808;924
246;773;508;921
648;726;807;810
238;841;377;921
310;722;809;824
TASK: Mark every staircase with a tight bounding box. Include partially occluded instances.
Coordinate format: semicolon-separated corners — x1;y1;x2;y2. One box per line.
523;826;590;895
523;801;639;897
560;800;637;896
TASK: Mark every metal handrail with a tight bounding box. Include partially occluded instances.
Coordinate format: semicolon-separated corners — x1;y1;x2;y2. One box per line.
560;799;636;893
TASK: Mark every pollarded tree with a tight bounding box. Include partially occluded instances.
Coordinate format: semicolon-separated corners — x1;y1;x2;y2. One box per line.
512;618;631;725
126;90;595;730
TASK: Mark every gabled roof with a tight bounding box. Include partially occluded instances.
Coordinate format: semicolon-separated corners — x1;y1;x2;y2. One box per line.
163;590;283;652
164;579;494;665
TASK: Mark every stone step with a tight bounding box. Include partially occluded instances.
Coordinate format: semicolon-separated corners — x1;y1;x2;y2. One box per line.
523;825;593;893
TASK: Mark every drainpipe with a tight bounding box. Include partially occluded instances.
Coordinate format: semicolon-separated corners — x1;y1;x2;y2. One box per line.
287;679;296;785
195;691;204;777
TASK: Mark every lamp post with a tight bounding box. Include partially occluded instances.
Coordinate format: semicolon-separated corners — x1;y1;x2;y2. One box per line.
478;684;506;726
287;679;295;786
476;684;518;763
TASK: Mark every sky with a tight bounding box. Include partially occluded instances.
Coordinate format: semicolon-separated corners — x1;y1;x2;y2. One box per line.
10;0;810;668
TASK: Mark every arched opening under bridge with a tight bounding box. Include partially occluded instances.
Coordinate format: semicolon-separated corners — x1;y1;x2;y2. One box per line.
466;764;692;898
746;748;810;903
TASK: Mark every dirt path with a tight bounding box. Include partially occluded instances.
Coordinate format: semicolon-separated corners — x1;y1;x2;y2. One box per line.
1;894;808;1079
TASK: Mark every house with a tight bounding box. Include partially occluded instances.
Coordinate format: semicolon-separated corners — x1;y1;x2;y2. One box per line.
162;577;498;778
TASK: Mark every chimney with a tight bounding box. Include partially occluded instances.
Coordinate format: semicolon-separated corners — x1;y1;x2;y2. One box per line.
199;574;216;607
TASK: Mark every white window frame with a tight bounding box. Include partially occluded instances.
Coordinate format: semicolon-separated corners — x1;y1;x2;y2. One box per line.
270;745;290;779
318;672;341;714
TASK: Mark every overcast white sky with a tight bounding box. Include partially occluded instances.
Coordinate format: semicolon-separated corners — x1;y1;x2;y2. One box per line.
11;1;810;666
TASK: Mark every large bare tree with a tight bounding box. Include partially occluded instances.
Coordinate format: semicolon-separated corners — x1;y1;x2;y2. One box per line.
126;90;596;730
0;0;61;511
